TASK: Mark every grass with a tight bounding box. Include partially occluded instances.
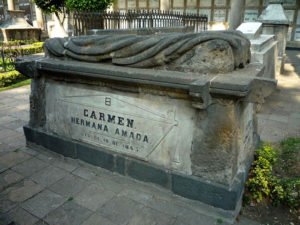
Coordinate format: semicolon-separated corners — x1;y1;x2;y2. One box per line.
0;79;31;92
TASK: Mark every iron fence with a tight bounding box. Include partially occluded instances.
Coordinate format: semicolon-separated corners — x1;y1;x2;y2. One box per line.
0;42;41;72
73;10;208;36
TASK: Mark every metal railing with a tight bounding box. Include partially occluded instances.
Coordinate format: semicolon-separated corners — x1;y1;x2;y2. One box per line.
73;10;208;36
0;42;42;72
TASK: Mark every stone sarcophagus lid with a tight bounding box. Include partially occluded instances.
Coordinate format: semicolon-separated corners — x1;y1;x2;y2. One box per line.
16;29;276;219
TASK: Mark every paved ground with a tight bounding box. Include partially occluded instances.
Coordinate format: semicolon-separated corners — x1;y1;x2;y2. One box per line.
0;50;299;225
257;49;300;142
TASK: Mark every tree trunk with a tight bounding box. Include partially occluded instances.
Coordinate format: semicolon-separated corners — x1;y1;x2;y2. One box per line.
54;12;68;37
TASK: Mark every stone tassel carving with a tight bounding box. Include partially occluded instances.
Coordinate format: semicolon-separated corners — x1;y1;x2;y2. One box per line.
44;30;251;74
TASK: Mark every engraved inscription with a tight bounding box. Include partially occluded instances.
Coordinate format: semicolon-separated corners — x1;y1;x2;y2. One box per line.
57;94;177;160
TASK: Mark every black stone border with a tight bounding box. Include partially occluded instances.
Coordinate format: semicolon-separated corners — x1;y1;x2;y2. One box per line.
23;125;246;211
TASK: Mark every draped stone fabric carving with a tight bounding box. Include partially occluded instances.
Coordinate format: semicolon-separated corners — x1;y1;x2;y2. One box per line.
44;30;251;74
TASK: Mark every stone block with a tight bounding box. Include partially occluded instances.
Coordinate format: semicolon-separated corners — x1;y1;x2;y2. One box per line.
171;173;240;210
115;155;125;175
76;143;114;171
127;159;170;188
237;22;262;39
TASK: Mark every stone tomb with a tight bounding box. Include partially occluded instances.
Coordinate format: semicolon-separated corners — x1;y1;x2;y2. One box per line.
16;30;276;221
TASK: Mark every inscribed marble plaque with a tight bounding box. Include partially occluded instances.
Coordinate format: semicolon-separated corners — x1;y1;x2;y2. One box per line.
200;0;211;7
54;93;177;160
244;10;258;22
213;9;226;22
149;0;159;8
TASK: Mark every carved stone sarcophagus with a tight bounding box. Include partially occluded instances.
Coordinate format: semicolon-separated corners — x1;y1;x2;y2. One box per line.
16;28;276;221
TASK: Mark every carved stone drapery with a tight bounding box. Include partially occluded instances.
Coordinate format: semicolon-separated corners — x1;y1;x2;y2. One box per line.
43;30;251;74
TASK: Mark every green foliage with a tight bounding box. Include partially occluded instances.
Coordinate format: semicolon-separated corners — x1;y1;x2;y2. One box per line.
66;0;114;11
34;0;114;13
68;197;74;201
246;142;300;209
0;39;39;46
34;0;66;14
0;70;27;87
278;138;300;175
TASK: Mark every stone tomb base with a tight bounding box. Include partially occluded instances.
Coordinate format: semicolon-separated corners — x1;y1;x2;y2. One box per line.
16;31;276;222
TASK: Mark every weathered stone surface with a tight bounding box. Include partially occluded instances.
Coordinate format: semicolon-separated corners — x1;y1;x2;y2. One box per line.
0;151;32;168
44;201;93;225
74;182;116;211
127;206;176;225
0;169;23;192
7;207;39;225
0;10;41;42
0;180;43;213
21;189;66;218
48;174;86;197
98;197;144;224
15;29;278;219
237;22;262;40
30;165;68;187
43;31;251;73
12;157;48;177
81;212;115;225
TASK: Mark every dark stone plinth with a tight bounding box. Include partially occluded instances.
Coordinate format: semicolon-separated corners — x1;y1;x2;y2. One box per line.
23;125;246;211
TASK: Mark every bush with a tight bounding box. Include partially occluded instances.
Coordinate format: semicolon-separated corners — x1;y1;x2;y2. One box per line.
3;42;44;56
246;142;300;209
0;70;26;87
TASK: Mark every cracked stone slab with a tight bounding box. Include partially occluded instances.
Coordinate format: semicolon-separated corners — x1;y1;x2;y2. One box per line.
48;174;87;197
30;165;68;187
0;151;32;168
127;206;176;225
21;189;66;218
0;179;43;213
7;207;39;225
0;169;23;192
44;201;93;225
74;182;116;211
12;157;48;177
98;197;144;225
